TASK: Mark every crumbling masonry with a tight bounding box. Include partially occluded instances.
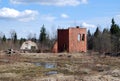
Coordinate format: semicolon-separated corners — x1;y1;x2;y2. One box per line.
52;26;87;53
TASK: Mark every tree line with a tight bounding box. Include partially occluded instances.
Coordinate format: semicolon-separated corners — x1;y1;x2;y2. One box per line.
87;18;120;53
0;25;56;51
1;18;119;53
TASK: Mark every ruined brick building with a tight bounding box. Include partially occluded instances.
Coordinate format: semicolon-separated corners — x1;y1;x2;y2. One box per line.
52;26;87;53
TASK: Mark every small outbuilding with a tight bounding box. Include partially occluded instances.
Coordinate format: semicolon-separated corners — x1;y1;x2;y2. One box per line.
20;40;38;52
52;26;87;53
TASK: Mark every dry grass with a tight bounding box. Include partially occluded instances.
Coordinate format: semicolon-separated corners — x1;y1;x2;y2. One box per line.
0;52;120;81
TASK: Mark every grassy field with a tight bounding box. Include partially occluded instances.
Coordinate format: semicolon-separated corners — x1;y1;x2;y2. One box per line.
0;52;120;81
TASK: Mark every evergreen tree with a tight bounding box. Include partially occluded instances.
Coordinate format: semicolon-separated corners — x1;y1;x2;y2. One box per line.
94;27;101;37
87;30;93;50
103;28;109;34
13;32;17;44
2;35;6;42
10;30;17;44
39;25;47;43
93;27;102;52
110;18;120;52
112;18;115;25
110;18;120;35
88;30;91;37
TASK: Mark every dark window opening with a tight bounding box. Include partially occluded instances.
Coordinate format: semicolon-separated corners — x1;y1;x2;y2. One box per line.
31;46;36;50
82;34;85;41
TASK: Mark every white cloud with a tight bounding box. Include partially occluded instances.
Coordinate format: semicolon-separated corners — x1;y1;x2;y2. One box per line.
81;22;96;28
113;15;120;24
61;14;69;18
81;0;88;4
10;0;88;6
116;15;120;17
115;14;120;20
41;15;56;22
0;7;38;22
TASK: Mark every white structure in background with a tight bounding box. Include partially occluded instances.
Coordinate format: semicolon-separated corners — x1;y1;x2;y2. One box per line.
20;40;38;51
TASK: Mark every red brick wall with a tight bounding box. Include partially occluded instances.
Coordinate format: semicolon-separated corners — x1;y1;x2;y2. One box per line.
69;28;87;52
57;27;87;53
58;29;69;52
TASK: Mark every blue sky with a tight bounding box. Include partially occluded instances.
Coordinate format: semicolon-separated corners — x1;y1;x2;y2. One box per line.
0;0;120;39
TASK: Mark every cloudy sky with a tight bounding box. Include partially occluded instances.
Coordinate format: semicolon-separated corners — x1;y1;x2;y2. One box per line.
0;0;120;38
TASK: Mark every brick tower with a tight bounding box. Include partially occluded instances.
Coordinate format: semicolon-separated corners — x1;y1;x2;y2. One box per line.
57;26;87;53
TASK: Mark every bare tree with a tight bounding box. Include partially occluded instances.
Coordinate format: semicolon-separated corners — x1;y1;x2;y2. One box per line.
101;28;111;52
0;32;4;50
27;33;37;42
93;27;102;52
9;30;18;49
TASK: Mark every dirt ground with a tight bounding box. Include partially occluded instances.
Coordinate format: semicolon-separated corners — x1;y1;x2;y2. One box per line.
0;52;120;81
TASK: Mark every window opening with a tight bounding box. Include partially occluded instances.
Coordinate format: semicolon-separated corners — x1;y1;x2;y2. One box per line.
78;34;81;41
82;34;85;41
